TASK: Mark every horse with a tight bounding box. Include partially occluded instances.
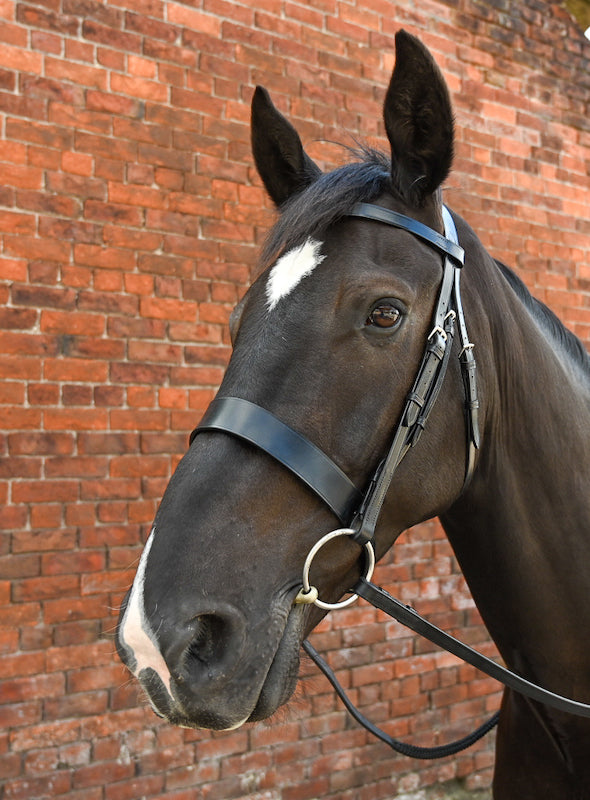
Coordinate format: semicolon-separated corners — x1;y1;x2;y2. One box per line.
116;30;590;799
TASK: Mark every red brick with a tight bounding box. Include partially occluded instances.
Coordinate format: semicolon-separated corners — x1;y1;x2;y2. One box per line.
109;455;169;477
44;408;109;431
0;752;23;780
109;362;169;385
24;746;60;776
0;651;45;680
0;674;64;708
8;432;75;456
158;387;187;409
81;569;133;595
27;383;59;405
44;455;108;479
41;551;105;576
0;258;27;282
29;503;62;529
53;620;100;647
79;478;141;501
84;199;142;226
11;529;77;553
0;164;43;192
74;243;135;270
77;432;139;454
0;381;25;405
2;772;72;798
0;554;40;580
167;4;221;35
11;479;78;504
125;385;156;407
61;384;93;406
45;56;107;89
85;89;142;117
40;309;105;336
72;760;135;790
13;573;80;602
43;358;108;383
0;331;57;359
78;524;140;549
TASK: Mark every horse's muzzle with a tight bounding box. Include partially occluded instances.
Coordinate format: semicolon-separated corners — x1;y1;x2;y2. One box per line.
116;583;306;730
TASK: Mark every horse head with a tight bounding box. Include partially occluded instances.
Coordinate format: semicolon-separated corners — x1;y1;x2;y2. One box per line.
116;31;475;731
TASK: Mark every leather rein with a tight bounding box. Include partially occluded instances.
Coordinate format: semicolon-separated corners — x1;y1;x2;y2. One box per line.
190;202;590;758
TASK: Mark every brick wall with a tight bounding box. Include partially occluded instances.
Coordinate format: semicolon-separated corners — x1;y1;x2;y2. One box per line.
1;1;588;798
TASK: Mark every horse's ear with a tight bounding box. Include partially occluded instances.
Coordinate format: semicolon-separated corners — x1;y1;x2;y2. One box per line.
384;30;454;207
251;86;321;207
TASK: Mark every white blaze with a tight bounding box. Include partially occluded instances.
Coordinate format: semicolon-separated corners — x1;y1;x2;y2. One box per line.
266;238;325;310
119;531;173;697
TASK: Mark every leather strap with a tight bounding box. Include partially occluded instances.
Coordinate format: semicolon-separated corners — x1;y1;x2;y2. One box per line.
355;578;590;718
350;205;469;545
191;397;363;524
350;202;465;265
444;208;480;468
303;638;500;758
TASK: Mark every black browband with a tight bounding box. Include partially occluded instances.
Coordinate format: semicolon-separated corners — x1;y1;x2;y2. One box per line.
350;202;465;264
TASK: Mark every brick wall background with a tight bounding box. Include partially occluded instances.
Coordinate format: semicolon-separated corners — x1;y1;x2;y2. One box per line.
1;1;589;798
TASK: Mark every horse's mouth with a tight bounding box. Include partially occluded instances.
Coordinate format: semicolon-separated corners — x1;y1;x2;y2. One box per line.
121;597;308;731
245;602;306;724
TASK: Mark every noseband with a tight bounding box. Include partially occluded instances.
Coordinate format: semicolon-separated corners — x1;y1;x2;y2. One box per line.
190;202;590;757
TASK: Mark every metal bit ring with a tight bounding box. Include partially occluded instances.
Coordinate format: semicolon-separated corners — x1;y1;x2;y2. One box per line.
295;528;375;610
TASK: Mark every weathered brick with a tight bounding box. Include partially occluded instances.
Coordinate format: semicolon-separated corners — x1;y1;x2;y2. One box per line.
11;529;77;554
0;674;65;708
45;56;107;90
2;772;72;798
8;432;75;456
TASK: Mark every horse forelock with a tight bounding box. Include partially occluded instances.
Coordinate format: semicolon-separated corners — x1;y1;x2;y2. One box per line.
259;148;392;270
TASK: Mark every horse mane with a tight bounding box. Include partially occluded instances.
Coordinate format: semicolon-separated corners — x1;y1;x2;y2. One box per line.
260;146;392;268
496;259;590;375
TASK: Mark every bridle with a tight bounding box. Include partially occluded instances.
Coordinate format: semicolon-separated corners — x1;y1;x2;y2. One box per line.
193;202;478;608
190;202;590;758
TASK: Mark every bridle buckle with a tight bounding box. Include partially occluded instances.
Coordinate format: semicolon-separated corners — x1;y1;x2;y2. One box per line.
428;324;448;342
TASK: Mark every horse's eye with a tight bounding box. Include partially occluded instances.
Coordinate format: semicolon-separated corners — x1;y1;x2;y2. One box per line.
366;302;402;329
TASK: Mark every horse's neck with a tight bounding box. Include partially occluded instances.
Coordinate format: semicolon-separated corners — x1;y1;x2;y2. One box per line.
442;280;590;686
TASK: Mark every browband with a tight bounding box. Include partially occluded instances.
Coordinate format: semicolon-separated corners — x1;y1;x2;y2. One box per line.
350;203;465;265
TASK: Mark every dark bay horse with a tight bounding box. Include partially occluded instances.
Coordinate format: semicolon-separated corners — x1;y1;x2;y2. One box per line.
116;31;590;798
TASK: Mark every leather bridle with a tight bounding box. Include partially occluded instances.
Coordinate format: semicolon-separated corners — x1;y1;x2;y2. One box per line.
190;202;590;757
193;204;478;536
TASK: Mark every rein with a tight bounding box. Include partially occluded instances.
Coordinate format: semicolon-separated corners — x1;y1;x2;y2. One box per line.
190;202;590;758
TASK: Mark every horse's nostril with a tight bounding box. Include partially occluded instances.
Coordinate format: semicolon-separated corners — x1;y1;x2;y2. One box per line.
184;614;226;669
168;609;245;686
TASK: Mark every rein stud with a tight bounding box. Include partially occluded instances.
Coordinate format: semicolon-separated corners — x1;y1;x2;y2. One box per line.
294;586;319;605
